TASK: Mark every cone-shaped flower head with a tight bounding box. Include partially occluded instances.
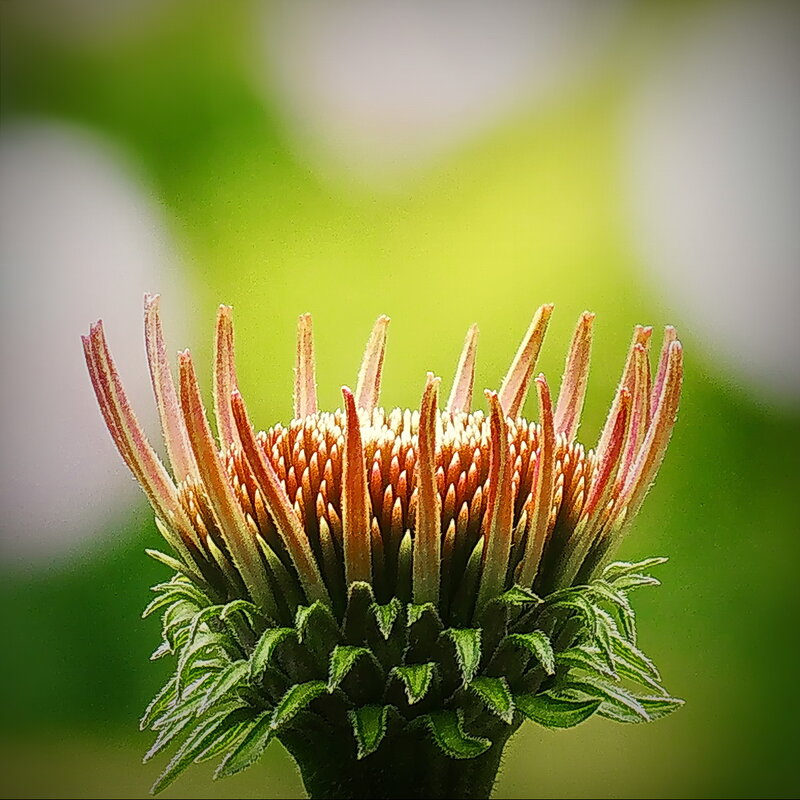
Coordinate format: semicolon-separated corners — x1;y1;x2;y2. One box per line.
83;298;683;797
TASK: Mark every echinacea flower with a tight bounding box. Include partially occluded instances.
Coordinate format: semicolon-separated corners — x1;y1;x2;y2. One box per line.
83;297;683;799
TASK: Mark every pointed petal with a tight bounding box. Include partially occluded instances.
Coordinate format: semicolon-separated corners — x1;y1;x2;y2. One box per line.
293;313;318;419
516;375;556;588
499;304;554;418
650;326;678;421
83;324;203;566
179;350;272;611
213;305;241;450
477;391;514;608
355;315;390;413
616;343;650;482
413;373;442;604
231;389;329;604
144;294;197;481
341;386;373;584
447;324;479;414
553;311;595;442
615;340;683;527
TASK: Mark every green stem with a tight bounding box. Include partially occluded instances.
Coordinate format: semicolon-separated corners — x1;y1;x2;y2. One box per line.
280;722;512;800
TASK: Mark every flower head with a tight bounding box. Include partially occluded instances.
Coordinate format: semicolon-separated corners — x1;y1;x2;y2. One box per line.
83;297;683;795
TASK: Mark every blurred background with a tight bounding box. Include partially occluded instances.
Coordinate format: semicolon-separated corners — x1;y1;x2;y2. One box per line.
1;1;798;797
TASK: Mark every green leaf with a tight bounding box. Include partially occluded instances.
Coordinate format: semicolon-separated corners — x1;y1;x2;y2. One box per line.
555;647;616;680
547;593;597;632
214;711;272;779
270;681;327;730
612;573;661;591
142;591;184;620
348;705;390;759
407;602;438;627
220;598;261;628
140;678;177;731
507;631;555;675
427;710;491;759
590;580;637;642
469;677;514;724
602;557;668;581
328;645;372;691
609;631;661;681
639;695;685;720
393;663;436;704
295;601;340;663
442;628;482;683
249;627;295;682
496;586;543;606
150;641;172;661
150;704;244;794
198;660;248;713
193;708;257;763
516;692;600;728
562;678;650;722
371;598;402;639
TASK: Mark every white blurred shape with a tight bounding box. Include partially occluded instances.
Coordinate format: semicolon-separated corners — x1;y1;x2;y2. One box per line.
0;122;189;563
259;0;626;183
626;1;800;403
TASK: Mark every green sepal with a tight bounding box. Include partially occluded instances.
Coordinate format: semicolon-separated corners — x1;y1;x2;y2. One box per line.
150;703;244;794
327;645;373;691
371;598;402;640
516;692;600;728
426;710;491;759
602;557;668;582
555;646;617;681
560;677;650;722
392;663;436;704
348;705;391;759
220;598;262;629
343;581;376;643
214;710;272;779
193;707;256;763
496;585;543;606
250;627;295;682
270;680;327;730
198;660;248;713
295;601;340;664
468;676;514;724
590;580;637;642
506;631;555;675
612;573;661;591
442;628;482;683
140;678;177;731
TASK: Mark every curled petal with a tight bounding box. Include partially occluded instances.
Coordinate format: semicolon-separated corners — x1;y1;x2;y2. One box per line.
179;349;273;611
447;324;479;414
413;373;442;604
554;311;595;442
355;315;390;414
231;390;329;605
213;305;241;450
477;390;514;609
498;304;553;419
144;294;197;482
341;386;373;584
294;313;318;419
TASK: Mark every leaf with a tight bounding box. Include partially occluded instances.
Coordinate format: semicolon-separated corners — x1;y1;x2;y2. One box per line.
442;628;482;683
555;647;616;680
193;708;257;763
371;598;402;640
562;678;650;722
214;710;272;779
469;677;514;724
407;602;438;627
249;627;295;682
639;695;685;720
198;660;248;713
547;593;597;633
328;645;373;691
270;681;327;730
507;631;555;675
427;710;491;759
515;692;600;729
612;573;661;591
393;663;436;704
590;580;637;642
150;641;172;661
496;586;543;606
150;704;244;794
140;678;177;731
602;557;668;582
609;631;661;681
220;598;261;628
142;590;184;620
348;705;390;759
295;602;340;662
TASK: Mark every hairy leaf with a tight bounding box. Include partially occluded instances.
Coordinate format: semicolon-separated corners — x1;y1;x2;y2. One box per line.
328;645;372;691
348;705;390;759
371;598;402;640
427;710;491;759
507;631;555;675
516;692;600;728
393;663;436;704
442;628;482;683
249;627;295;682
270;681;327;730
469;676;514;724
214;710;272;779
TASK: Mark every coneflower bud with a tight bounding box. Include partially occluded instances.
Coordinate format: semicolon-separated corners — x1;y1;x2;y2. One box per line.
83;297;684;799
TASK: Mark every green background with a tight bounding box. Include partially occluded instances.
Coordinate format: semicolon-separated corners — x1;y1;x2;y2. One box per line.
1;2;798;798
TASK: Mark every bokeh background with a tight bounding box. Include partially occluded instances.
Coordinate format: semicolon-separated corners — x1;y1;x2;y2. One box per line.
1;1;798;797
